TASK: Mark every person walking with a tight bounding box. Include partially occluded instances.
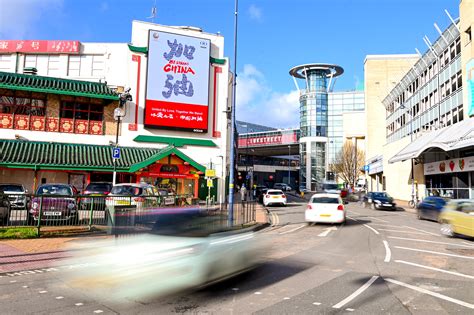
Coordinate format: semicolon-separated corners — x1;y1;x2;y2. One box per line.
240;184;247;207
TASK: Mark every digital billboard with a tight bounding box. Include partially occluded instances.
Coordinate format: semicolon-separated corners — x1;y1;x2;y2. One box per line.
145;30;210;133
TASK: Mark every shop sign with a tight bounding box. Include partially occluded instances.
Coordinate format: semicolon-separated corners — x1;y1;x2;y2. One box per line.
145;30;210;133
238;131;298;147
205;169;216;177
0;40;80;53
424;156;474;175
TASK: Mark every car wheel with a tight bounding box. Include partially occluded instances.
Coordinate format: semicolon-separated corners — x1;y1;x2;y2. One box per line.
417;210;423;220
440;222;454;237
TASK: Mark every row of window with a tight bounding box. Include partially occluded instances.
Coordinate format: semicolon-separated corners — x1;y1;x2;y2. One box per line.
386;36;461;115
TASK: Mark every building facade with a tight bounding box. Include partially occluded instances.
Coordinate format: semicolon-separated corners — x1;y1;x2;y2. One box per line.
0;21;231;202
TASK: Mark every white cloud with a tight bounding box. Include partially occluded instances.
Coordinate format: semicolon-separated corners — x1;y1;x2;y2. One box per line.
248;4;262;22
236;64;299;129
0;0;64;38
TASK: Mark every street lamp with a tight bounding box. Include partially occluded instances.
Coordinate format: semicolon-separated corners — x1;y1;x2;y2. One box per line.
401;104;415;204
112;88;132;185
288;145;291;186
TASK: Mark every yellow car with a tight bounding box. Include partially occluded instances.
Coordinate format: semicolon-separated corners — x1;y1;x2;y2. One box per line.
439;199;474;238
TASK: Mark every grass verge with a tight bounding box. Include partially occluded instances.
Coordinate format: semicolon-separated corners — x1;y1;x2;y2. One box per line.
0;227;37;239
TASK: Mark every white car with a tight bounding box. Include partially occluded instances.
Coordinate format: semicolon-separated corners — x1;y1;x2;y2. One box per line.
263;189;287;207
305;193;346;224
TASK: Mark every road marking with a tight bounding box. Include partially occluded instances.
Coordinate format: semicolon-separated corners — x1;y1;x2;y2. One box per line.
383;240;391;262
347;215;358;221
283;297;290;300
385;278;474;309
394;246;474;260
377;229;431;235
346;308;355;312
363;224;380;235
402;226;440;236
22;286;28;288
347;210;361;215
270;212;280;226
367;217;389;223
75;303;83;306
93;310;104;314
388;236;474;248
313;302;322;305
56;296;64;300
332;276;379;309
462;241;474;246
39;290;47;294
318;226;338;237
279;224;306;235
254;292;262;295
395;260;474;280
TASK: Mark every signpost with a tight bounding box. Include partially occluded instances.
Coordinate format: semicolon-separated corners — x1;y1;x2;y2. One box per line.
113;148;121;159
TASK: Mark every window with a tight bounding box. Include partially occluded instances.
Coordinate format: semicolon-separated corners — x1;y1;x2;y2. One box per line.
466;27;472;43
68;55;105;77
0;94;46;116
60;101;103;121
0;54;11;72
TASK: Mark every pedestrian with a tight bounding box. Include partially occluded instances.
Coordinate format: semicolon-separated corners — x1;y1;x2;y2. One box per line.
240;184;247;201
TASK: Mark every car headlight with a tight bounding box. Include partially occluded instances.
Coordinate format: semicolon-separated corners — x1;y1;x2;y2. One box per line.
32;202;39;209
68;203;76;209
374;200;381;204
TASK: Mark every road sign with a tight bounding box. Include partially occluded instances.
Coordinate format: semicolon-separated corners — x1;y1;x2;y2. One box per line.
113;147;121;159
207;179;214;187
364;165;370;172
205;169;216;177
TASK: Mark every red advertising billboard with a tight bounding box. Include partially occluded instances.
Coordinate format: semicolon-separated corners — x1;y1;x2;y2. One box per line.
0;40;80;53
145;30;210;133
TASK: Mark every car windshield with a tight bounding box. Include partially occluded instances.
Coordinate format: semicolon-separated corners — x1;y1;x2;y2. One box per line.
373;192;389;198
111;186;143;196
267;191;283;195
323;184;339;190
311;197;340;204
37;185;73;196
0;185;24;192
85;183;112;192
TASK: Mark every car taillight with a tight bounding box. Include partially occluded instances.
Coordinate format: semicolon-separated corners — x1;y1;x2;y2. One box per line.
307;204;313;210
337;204;344;211
105;197;112;201
104;192;110;195
134;197;145;202
83;191;90;195
282;194;286;198
265;195;270;198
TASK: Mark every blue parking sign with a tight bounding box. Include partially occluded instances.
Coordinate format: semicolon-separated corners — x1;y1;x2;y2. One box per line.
113;147;121;159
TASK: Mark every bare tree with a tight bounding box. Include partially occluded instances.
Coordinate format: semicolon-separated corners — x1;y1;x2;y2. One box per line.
330;141;365;186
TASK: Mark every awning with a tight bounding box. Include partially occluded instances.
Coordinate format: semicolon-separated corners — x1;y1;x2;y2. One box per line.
389;117;474;163
0;139;205;173
0;71;119;101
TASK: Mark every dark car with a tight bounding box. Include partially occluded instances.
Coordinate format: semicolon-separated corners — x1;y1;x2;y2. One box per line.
363;192;396;210
29;184;79;223
416;196;447;222
80;182;113;210
0;191;10;225
255;185;268;203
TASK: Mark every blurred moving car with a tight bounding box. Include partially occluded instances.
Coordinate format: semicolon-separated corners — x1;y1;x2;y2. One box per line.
363;192;396;210
29;184;78;223
0;191;10;225
80;182;112;210
273;183;292;192
263;189;287;207
61;209;269;300
0;183;28;209
439;199;474;238
416;196;448;222
305;193;346;224
321;181;341;195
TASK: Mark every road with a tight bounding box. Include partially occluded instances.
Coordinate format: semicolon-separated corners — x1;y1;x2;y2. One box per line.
1;196;473;314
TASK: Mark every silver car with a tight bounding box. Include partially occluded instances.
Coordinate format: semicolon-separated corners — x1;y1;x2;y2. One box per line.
0;184;28;209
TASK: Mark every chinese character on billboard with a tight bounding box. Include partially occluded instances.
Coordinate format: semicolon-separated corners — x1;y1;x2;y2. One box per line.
0;40;80;53
145;30;210;133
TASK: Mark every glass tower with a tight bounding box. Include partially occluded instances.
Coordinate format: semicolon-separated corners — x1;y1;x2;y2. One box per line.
290;64;343;191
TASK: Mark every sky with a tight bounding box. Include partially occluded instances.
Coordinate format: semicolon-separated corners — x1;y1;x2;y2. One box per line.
0;0;460;129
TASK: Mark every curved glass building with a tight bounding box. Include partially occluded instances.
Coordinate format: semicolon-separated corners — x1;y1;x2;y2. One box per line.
289;64;343;191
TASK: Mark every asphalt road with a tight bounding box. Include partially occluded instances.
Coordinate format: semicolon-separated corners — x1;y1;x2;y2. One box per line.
1;197;473;314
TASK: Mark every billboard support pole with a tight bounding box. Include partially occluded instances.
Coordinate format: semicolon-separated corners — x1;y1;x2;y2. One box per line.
228;0;239;225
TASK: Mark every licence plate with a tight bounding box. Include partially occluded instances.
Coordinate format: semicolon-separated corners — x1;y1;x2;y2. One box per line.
320;214;331;217
117;200;131;205
44;211;61;216
384;204;392;206
272;196;279;199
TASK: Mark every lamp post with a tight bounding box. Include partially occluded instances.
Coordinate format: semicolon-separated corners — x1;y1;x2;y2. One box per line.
112;89;132;185
401;104;415;203
288;145;291;186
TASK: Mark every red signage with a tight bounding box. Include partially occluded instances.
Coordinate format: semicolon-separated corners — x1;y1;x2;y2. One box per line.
0;40;80;54
238;132;298;147
144;100;208;131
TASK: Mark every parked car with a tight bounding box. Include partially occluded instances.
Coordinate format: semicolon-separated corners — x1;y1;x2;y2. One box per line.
263;189;287;207
273;183;292;192
80;182;113;210
255;185;268;203
157;188;176;206
29;184;79;223
0;191;10;225
106;183;159;211
363;192;396;210
439;199;474;238
0;183;28;209
416;196;448;222
305;193;346;224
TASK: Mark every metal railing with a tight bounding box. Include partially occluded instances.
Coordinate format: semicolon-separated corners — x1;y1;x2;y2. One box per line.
0;194;257;236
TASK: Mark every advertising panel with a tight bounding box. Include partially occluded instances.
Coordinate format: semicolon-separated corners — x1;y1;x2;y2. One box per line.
145;30;210;133
424;156;474;175
238;131;298;147
0;40;80;53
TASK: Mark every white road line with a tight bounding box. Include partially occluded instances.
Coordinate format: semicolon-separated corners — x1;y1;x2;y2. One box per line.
388;236;474;248
318;227;338;237
332;276;379;309
395;260;474;280
367;223;403;227
402;226;440;237
363;224;380;235
279;224;306;235
312;302;322;305
346;308;355;312
367;217;389;223
377;229;431;235
462;241;474;246
385;278;474;309
394;246;474;260
347;210;361;215
383;240;391;262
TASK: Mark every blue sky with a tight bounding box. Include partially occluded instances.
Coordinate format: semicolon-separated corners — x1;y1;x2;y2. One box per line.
0;0;460;128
